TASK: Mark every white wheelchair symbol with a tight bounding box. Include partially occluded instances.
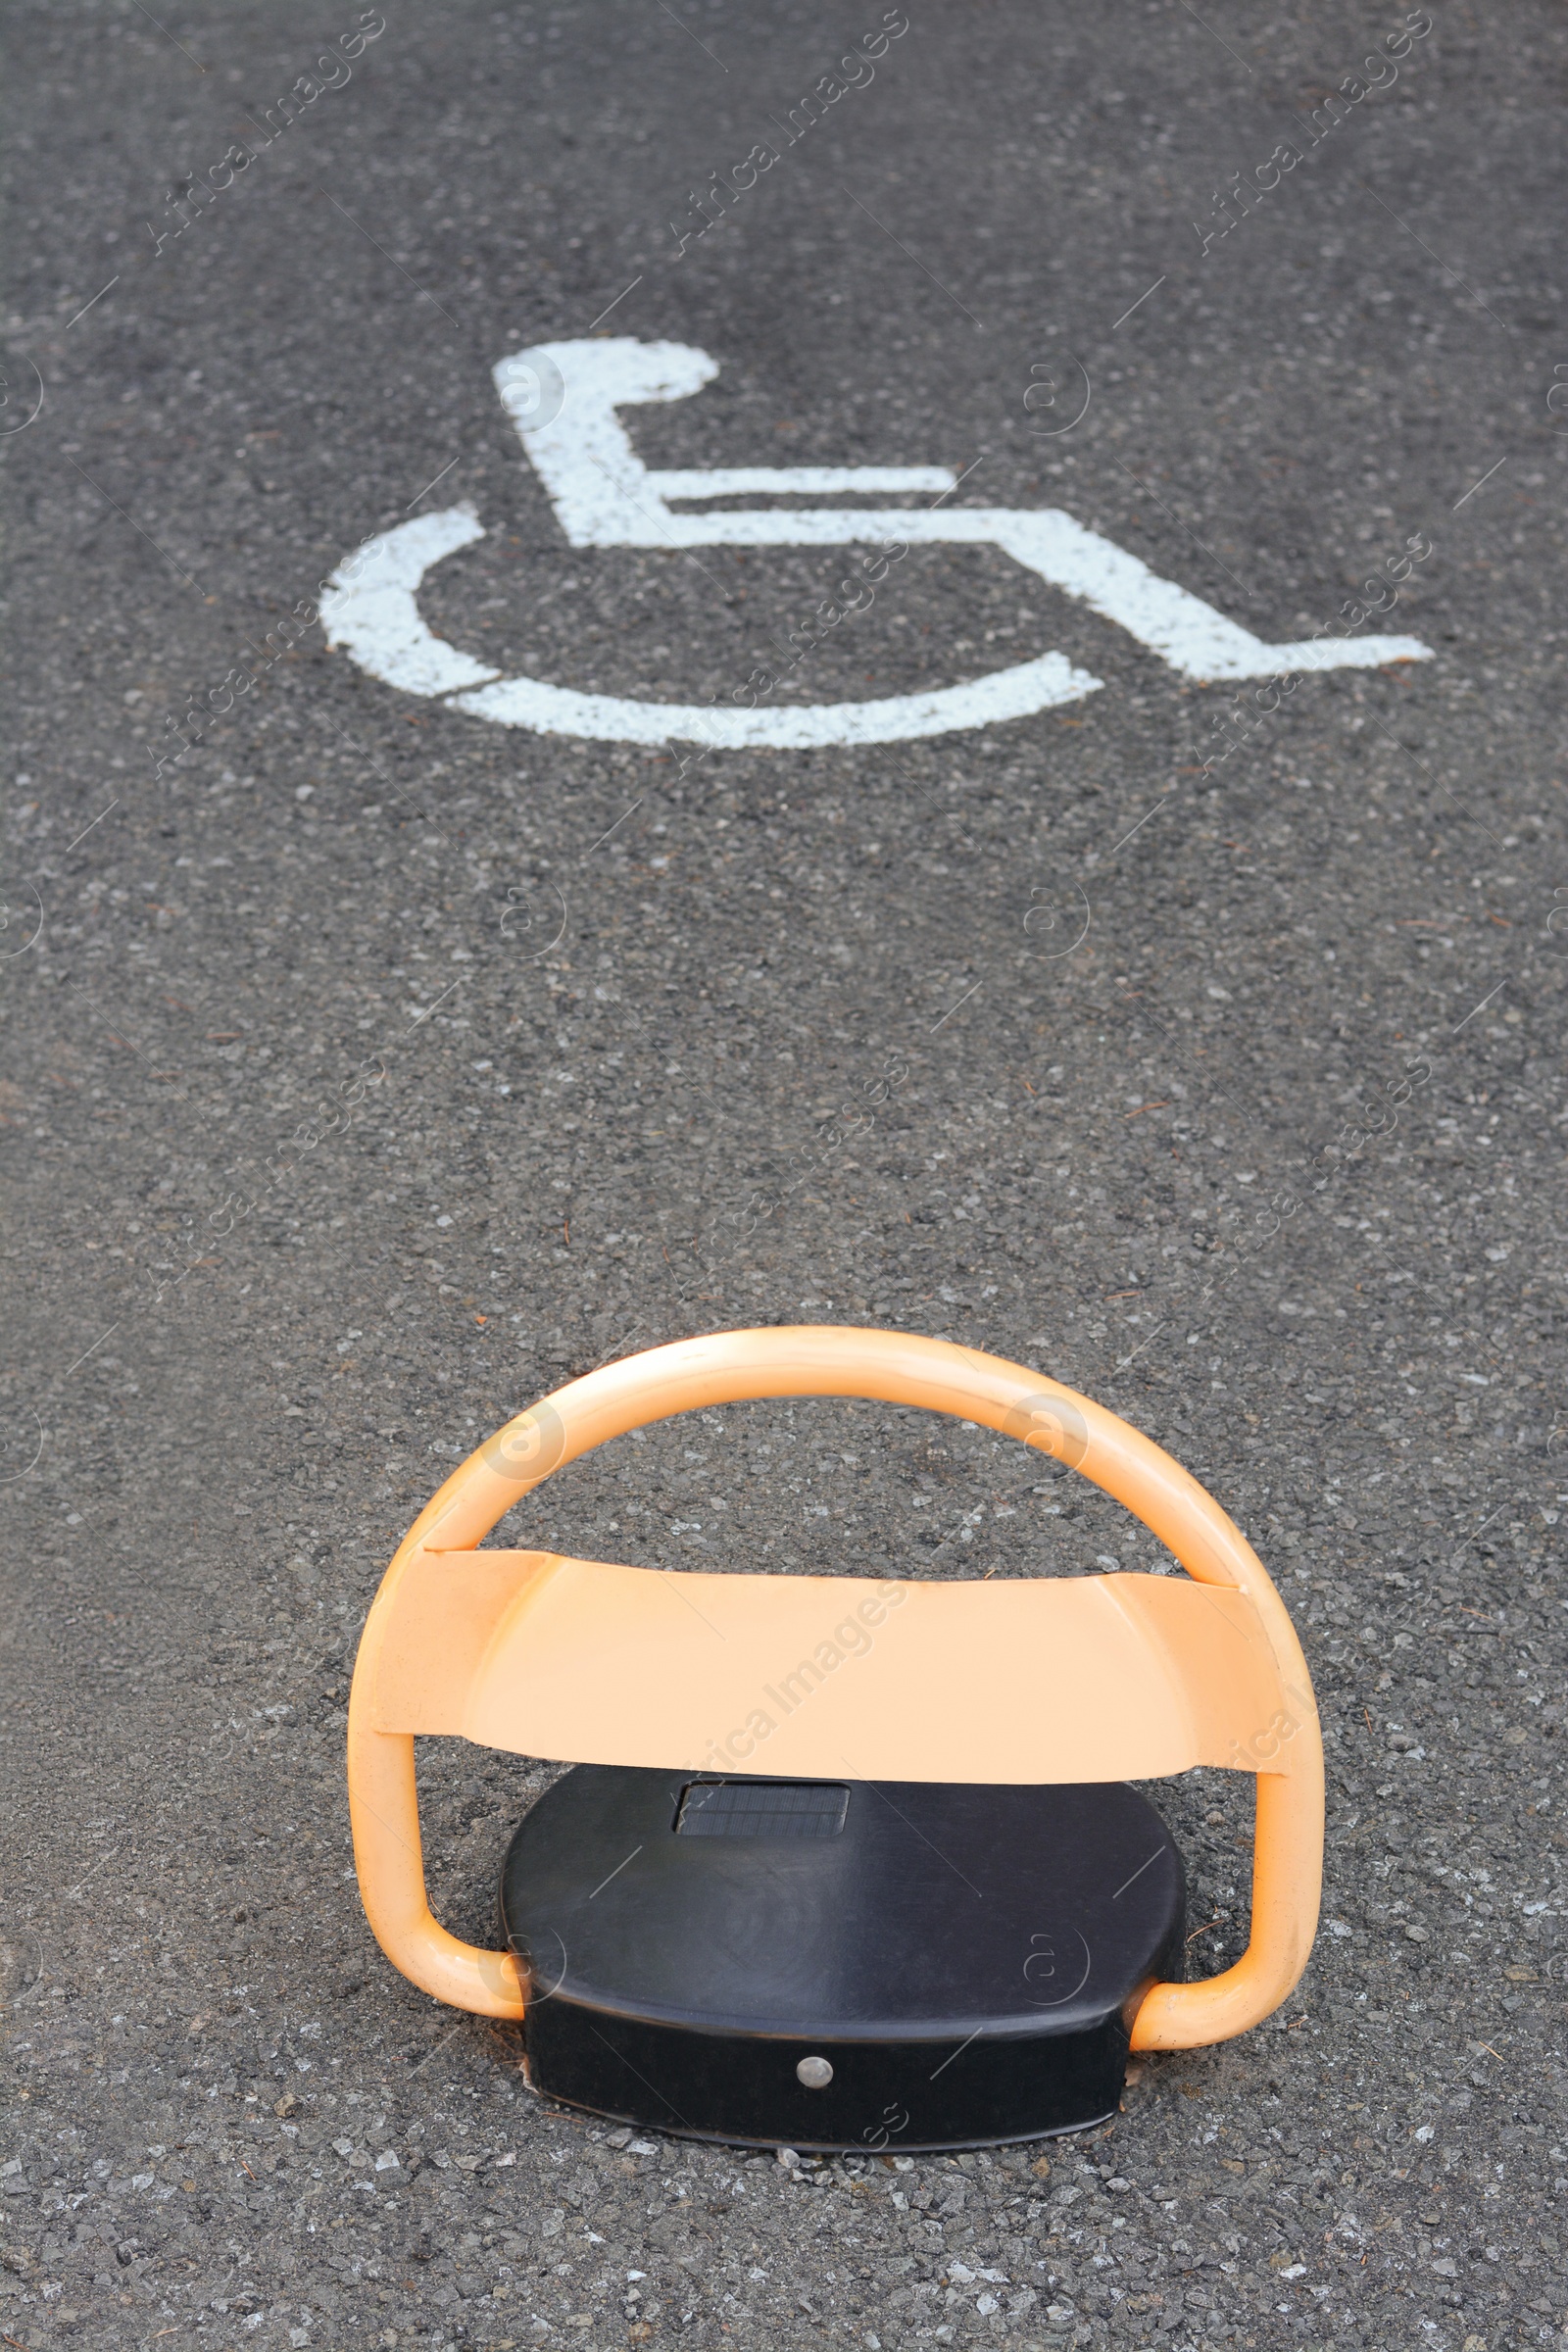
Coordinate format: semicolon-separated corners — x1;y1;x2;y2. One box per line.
321;336;1431;749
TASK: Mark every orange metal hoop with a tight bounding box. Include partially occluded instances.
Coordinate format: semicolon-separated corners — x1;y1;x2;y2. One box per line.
347;1328;1323;2051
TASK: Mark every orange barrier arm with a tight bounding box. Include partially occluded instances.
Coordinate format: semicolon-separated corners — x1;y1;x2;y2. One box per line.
365;1550;1305;1787
347;1327;1323;2046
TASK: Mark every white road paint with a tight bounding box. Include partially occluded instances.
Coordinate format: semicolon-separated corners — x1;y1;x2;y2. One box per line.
452;646;1101;748
654;465;956;498
319;508;499;699
321;335;1433;747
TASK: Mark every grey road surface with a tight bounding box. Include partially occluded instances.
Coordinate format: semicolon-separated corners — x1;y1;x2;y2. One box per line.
2;5;1566;2351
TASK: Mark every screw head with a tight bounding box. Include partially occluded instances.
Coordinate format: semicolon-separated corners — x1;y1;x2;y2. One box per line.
796;2054;834;2089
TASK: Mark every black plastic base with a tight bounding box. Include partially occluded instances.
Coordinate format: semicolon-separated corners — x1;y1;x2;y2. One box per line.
498;1768;1184;2151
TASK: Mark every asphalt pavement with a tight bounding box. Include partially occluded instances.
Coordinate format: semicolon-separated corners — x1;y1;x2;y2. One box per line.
3;4;1567;2350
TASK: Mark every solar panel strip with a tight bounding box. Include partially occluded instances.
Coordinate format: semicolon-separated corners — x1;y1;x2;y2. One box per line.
675;1780;850;1838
